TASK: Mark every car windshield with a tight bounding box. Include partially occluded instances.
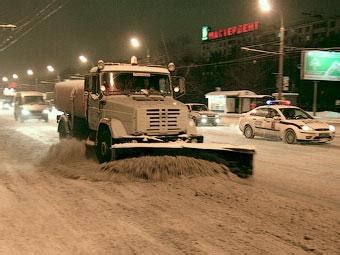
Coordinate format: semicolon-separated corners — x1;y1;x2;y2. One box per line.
101;72;171;96
191;104;208;111
279;107;313;120
23;96;45;104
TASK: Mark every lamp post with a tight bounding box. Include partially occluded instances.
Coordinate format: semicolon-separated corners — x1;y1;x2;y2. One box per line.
27;69;39;90
259;0;284;100
46;65;60;82
130;37;150;64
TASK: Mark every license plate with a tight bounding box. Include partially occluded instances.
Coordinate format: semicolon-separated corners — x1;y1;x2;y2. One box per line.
319;133;329;138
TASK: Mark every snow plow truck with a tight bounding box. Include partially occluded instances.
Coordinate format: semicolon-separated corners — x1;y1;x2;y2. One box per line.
54;57;254;177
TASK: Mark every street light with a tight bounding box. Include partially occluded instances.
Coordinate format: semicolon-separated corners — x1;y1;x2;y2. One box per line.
46;65;60;81
130;37;150;64
27;69;34;76
12;74;19;79
259;0;285;100
47;65;55;72
79;55;88;63
2;77;8;82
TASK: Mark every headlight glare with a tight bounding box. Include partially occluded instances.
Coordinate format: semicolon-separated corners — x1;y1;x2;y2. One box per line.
302;125;313;131
21;109;30;116
329;125;336;132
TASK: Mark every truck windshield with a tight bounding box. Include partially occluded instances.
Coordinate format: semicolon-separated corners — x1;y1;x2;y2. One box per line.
23;96;45;104
101;72;171;96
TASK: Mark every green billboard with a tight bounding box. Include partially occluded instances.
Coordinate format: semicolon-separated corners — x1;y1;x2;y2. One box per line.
301;50;340;81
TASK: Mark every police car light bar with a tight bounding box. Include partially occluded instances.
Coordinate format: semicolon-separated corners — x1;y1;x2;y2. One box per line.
266;100;291;105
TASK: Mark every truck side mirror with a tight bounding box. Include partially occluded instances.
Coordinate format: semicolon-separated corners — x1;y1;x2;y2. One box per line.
172;76;185;98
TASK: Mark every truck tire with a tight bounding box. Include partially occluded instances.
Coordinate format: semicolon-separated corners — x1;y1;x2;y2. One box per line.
58;120;69;140
96;128;112;163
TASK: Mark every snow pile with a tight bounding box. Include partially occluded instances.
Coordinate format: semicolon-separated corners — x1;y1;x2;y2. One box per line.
40;140;229;182
101;156;229;181
41;138;87;164
316;111;340;119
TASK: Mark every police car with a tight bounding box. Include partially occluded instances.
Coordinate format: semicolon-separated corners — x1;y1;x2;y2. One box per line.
185;103;220;126
239;101;336;144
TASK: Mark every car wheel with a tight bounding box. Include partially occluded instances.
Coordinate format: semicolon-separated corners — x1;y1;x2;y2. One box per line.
244;125;255;139
284;129;297;144
96;128;112;163
19;114;24;123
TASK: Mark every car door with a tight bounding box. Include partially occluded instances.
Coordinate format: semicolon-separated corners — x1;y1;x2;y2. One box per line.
250;108;268;136
263;108;281;137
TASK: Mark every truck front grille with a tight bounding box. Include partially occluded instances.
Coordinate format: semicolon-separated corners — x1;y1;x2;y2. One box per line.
145;108;181;134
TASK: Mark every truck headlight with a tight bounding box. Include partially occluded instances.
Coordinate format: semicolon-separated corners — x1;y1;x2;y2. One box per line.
329;125;336;132
302;125;313;131
21;109;30;116
215;118;220;123
43;109;49;114
201;118;207;124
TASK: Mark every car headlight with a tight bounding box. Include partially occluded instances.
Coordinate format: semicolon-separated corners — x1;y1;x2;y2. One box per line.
329;125;336;132
21;109;30;116
302;125;313;131
201;118;207;123
43;109;49;114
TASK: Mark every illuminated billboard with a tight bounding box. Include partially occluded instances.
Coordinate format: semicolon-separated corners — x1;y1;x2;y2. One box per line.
301;50;340;81
202;21;260;41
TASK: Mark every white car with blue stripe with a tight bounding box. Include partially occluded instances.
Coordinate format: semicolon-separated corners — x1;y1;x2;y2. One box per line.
239;104;336;144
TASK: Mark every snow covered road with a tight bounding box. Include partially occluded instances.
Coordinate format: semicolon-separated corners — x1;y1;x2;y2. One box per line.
0;108;339;254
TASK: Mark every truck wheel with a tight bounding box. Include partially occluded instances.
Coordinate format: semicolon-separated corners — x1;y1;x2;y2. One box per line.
243;125;254;139
284;129;296;144
58;120;69;139
96;128;112;163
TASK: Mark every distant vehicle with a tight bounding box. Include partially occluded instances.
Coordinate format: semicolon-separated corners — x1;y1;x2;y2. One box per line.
185;103;220;126
2;87;15;109
239;102;336;144
14;91;49;122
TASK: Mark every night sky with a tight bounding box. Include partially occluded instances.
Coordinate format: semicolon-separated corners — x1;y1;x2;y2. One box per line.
0;0;339;77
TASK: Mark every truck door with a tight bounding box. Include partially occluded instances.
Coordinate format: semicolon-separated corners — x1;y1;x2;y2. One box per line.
87;74;101;130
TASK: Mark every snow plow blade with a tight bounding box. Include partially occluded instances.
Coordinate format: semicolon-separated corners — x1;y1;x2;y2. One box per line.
111;143;254;178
